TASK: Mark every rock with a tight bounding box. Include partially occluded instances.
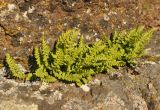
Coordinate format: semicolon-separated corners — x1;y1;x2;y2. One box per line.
80;84;90;92
28;6;35;13
17;63;27;73
99;19;109;29
8;4;16;11
49;1;57;12
39;82;49;91
0;1;160;110
103;92;126;110
0;67;6;76
0;100;38;110
61;98;91;110
109;72;122;80
18;1;32;12
144;61;156;65
0;62;159;109
103;13;110;21
132;95;148;110
47;90;62;104
91;79;101;85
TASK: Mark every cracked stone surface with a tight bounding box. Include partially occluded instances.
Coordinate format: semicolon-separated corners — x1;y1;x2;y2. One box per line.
0;61;160;110
0;0;160;110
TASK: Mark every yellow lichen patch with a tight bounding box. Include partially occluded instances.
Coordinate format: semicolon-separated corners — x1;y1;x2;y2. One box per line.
0;63;3;69
6;29;19;36
144;55;160;62
0;2;7;9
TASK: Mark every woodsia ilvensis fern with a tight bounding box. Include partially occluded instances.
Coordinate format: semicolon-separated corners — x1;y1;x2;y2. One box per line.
5;27;155;86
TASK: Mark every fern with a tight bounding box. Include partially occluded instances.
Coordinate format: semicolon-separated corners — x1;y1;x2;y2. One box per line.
52;30;91;85
41;36;51;69
34;47;41;67
26;73;33;81
29;37;56;82
34;66;56;82
32;37;56;82
104;26;155;66
5;26;155;86
34;37;51;69
5;53;25;79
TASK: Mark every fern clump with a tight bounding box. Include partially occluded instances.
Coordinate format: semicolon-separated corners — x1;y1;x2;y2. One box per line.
5;26;155;86
105;26;155;66
52;30;92;86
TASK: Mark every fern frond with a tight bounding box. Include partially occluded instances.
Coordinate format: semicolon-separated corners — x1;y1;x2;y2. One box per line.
41;36;51;68
26;73;33;81
34;47;41;67
5;53;25;79
34;66;56;82
42;75;57;83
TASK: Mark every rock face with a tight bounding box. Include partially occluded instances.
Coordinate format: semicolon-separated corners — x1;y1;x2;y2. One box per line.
0;0;160;110
0;0;159;66
0;60;160;110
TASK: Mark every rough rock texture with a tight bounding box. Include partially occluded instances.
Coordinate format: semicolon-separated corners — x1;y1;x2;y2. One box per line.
0;0;160;67
0;0;160;110
0;61;160;110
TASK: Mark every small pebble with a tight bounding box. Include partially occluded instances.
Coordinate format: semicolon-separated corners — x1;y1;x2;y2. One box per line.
80;84;90;92
86;9;91;14
103;14;110;21
28;6;35;13
144;61;156;65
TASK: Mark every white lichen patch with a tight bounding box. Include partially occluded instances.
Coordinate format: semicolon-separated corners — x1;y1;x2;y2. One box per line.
31;91;44;100
39;82;49;91
17;63;27;73
91;79;101;85
103;14;110;21
15;13;21;21
132;95;148;110
104;92;126;110
0;87;17;95
80;84;90;92
61;98;91;110
144;61;156;65
28;6;35;13
47;90;63;104
8;4;16;11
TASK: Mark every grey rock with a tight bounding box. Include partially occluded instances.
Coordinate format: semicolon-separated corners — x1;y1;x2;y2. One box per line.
0;59;160;110
0;1;160;110
0;100;38;110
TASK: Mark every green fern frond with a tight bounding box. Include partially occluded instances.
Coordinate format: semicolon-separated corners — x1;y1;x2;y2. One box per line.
41;36;51;68
34;47;42;67
5;53;25;79
41;75;57;83
26;73;33;81
34;66;56;82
